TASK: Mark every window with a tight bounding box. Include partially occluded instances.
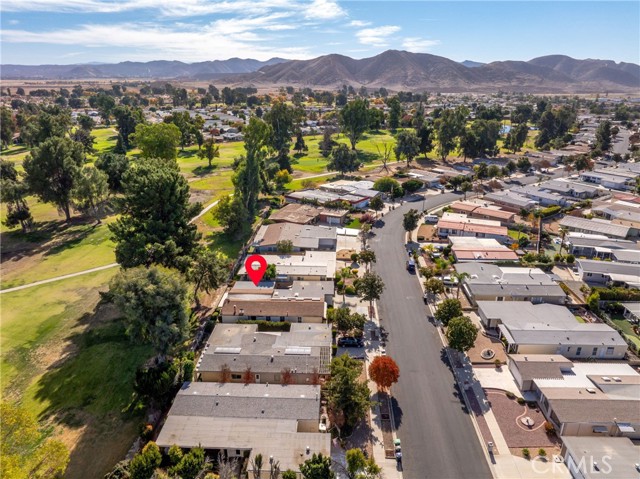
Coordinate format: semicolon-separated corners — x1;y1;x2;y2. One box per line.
586;272;592;277
298;317;303;323
496;297;504;301
280;316;285;321
231;374;242;380
606;347;614;355
266;316;271;321
576;347;582;356
592;347;598;356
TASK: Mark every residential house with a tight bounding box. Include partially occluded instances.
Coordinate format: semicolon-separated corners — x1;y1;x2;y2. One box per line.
227;280;335;307
561;436;640;479
483;191;538;212
455;263;567;306
575;259;640;288
436;213;510;242
580;170;635;191
285;189;372;208
478;301;627;359
559;216;632;239
512;185;569;207
565;232;638;259
238;251;337;282
196;323;331;383
268;203;349;226
539;180;602;199
252;223;337;253
449;237;519;263
621;303;640;323
219;298;326;323
408;169;443;188
156;383;330;476
450;201;516;225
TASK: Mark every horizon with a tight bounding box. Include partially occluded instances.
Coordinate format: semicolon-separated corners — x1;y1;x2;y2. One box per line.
1;1;638;65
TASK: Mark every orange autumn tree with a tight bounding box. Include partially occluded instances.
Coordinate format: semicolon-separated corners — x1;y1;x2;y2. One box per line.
368;356;400;390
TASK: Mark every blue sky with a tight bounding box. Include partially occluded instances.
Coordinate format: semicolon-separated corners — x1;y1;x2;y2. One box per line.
1;1;638;65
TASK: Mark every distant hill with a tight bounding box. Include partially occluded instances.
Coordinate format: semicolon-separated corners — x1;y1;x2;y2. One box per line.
2;51;638;93
240;51;640;93
0;57;288;79
460;60;485;68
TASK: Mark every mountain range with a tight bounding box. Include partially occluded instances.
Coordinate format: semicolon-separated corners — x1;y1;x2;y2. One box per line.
2;51;638;93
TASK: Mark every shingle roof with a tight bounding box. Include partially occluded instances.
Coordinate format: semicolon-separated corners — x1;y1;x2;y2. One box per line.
560;216;631;238
221;299;326;317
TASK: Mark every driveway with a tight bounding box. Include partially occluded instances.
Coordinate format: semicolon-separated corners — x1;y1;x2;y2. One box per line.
370;192;493;479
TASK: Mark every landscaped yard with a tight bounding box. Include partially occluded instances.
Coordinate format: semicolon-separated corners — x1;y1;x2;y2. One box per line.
610;314;640;349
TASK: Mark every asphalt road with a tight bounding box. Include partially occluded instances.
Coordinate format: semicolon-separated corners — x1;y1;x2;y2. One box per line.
370;192;493;479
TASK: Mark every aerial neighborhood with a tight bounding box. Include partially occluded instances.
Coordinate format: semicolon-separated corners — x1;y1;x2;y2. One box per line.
1;2;640;478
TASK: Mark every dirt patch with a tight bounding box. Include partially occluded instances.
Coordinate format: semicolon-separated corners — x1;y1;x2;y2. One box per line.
467;333;508;365
337;249;357;261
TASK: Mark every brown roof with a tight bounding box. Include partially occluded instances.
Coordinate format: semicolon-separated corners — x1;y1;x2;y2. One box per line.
437;220;508;236
269;204;320;224
451;202;515;221
509;354;573;381
549;398;640;424
221;299;326;318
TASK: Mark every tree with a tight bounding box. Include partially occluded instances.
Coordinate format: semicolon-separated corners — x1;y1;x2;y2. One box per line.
368;355;400;390
504;123;528;153
375;142;393;172
0;160;33;233
129;442;162;479
1;401;70;479
213;195;250;238
330;307;367;336
424;277;444;305
95;152;130;192
435;107;467;161
516;156;532;173
394;129;420;166
70;126;96;155
355;271;385;316
328;143;361;176
272;169;292;190
358;249;376;271
300;453;335;479
264;100;296;171
197;138;220;168
234;117;270;216
319;127;337;157
460;181;472;199
170;447;206;479
113;105;144;149
77;114;95;131
133;122;181;160
403;209;420;233
72;166;109;223
369;196;384;214
340;98;369;150
387;97;402;131
110;266;189;361
452;272;470;299
446;316;478;353
294;130;307;154
110;158;201;270
325;355;371;433
434;298;463;326
1;107;16;149
23;136;84;222
504;160;517;176
345;449;382;479
417;122;435;158
372;177;400;193
595;120;612;151
573;155;592;172
187;249;228;305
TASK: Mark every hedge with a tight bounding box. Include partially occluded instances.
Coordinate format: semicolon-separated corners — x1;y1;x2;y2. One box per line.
237;320;291;332
594;287;640;302
539;205;562;217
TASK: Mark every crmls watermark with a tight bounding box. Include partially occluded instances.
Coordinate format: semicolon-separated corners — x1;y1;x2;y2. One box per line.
530;455;613;475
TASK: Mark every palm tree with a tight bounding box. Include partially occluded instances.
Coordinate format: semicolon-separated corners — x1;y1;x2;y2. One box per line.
451;272;470;299
558;226;568;256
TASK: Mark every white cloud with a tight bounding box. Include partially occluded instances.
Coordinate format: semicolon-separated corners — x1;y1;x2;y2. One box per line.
1;21;312;61
8;19;20;25
402;37;441;52
356;25;400;47
348;20;371;27
304;0;346;20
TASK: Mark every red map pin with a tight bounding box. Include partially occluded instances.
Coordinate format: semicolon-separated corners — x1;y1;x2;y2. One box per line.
245;254;268;286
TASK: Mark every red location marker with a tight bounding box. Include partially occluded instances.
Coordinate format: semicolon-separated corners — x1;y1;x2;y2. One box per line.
245;254;268;286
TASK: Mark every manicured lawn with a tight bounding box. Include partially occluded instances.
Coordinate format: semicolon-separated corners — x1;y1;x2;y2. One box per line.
1;220;116;289
0;144;30;164
346;218;362;229
508;229;529;240
610;315;640;349
89;126;118;159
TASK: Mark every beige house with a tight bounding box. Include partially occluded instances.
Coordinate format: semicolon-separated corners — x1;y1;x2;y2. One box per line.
196;323;331;384
219;298;326;323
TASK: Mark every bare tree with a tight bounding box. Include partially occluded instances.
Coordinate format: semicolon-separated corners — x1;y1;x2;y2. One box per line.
218;452;240;479
376;143;393;172
221;363;231;383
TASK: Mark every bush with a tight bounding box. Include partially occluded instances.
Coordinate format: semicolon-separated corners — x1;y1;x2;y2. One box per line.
565;254;575;264
522;448;530;458
517;397;526;405
332;344;338;356
595;287;640;302
554;254;562;262
237;320;291;332
506;391;516;399
402;178;424;193
494;359;502;368
345;285;356;296
134;361;181;406
544;421;555;434
538;448;547;457
539;205;562;217
182;360;195;382
350;252;360;262
168;445;184;466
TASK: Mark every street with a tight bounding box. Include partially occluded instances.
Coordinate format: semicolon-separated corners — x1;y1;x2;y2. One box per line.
370;192;493;479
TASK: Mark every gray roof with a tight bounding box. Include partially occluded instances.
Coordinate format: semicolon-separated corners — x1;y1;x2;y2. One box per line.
512;185;567;203
484;191;537;208
560;216;631;238
502;325;627;347
198;323;332;374
468;283;565;298
168;382;320;420
577;259;640;275
542;179;601;195
567;233;637;250
509;354;573;381
274;281;335;300
562;437;640;479
611;249;640;263
549;398;640;425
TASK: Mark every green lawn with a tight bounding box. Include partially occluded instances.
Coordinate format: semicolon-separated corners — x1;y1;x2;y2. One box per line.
0;144;30;165
610;315;640;349
346;218;362;229
508;229;529;240
1;221;116;289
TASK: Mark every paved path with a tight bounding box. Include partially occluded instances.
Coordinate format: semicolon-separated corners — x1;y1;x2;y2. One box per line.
370;192;493;479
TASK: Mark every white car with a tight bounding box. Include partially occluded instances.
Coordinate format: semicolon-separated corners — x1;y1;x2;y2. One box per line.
553;238;562;245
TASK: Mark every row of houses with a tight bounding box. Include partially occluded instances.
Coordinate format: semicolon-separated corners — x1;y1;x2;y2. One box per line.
285;180;381;209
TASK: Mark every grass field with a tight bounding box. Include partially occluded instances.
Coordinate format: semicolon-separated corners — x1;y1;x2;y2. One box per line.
0;267;153;479
610;315;640;349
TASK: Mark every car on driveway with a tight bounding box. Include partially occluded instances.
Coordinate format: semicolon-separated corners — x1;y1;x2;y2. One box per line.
338;336;364;347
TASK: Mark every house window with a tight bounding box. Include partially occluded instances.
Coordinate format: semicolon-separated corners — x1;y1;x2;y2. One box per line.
496;297;504;301
231;374;242;380
280;316;285;321
592;347;598;356
576;347;582;356
266;316;271;321
298;317;303;323
606;347;614;355
236;450;241;456
586;272;592;277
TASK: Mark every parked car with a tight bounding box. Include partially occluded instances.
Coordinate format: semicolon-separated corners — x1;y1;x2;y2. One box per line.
338;336;364;348
425;214;439;223
442;275;459;286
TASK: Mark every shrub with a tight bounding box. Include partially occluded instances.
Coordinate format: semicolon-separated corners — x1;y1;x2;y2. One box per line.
140;423;153;441
554;254;562;262
282;471;297;479
539;205;562;217
544;421;555;434
517;397;526;405
506;391;516;399
350;252;360;262
522;448;530;458
402;178;424;193
538;448;547;457
237;320;291;332
332;344;338;356
182;360;195;382
345;285;356;296
351;269;359;275
168;445;184;466
565;254;575;264
494;359;502;368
